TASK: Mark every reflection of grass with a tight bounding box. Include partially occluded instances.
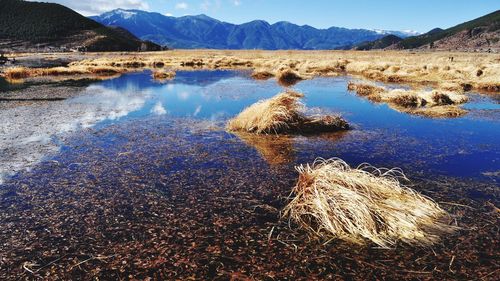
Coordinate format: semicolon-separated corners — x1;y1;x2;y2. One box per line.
232;132;295;165
227;91;349;134
283;158;453;248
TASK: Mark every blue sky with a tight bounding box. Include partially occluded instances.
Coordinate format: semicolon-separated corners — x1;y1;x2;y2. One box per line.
33;0;499;32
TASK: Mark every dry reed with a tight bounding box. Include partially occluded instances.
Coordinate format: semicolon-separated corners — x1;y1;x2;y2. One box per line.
277;69;304;86
251;69;275;80
347;82;469;117
227;91;349;134
152;70;176;80
282;158;453;248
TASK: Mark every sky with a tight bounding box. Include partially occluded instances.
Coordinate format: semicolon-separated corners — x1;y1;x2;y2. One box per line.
30;0;500;33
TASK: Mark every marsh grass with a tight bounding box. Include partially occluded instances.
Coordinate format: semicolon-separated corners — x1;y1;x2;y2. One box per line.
347;82;469;117
282;158;453;248
277;69;304;86
347;82;385;96
251;69;275;80
3;51;499;94
152;70;176;81
2;65;125;81
227;91;349;134
3;67;31;80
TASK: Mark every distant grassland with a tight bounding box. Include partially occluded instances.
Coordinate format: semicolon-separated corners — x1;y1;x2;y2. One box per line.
3;50;500;94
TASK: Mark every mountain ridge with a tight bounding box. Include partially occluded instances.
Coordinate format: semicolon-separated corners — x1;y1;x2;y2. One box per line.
389;10;500;51
91;9;419;50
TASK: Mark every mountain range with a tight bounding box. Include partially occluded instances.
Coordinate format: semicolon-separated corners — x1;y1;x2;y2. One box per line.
90;9;419;50
0;1;497;52
0;0;161;52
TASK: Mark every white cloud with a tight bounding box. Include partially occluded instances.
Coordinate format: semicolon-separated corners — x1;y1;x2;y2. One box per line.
26;0;149;16
151;102;168;115
233;0;241;6
175;2;189;10
178;91;190;100
200;0;221;12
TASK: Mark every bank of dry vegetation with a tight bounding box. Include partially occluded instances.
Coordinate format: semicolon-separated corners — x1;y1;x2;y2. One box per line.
2;50;499;94
347;82;469;117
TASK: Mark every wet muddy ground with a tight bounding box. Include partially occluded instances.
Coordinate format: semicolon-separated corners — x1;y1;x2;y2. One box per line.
0;71;499;279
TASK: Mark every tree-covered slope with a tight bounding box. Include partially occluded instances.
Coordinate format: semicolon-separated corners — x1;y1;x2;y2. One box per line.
0;0;161;51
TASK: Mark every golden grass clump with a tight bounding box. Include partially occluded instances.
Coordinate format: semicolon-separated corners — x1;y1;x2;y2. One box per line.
152;70;176;80
347;81;385;97
276;69;304;86
411;105;468;118
227;91;349;134
282;158;453;248
3;67;32;80
251;69;275;80
347;82;469;117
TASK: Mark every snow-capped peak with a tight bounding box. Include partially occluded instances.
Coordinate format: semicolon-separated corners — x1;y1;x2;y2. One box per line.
371;29;421;38
104;9;137;20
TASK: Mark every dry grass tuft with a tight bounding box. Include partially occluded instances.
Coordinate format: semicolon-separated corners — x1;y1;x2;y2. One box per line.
251;69;275;80
432;92;454;106
227;91;348;134
474;82;500;92
390;93;422;108
347;82;385;96
282;158;453;248
411;105;468;118
347;82;469;117
227;91;305;134
3;67;31;80
152;70;176;80
277;69;304;86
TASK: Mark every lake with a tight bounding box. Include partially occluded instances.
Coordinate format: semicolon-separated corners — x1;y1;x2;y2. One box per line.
0;70;498;279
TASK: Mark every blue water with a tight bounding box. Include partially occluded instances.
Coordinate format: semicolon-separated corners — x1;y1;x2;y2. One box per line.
65;70;500;179
4;70;500;181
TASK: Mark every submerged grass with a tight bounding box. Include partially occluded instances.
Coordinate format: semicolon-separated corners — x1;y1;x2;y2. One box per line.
282;158;453;248
227;91;349;134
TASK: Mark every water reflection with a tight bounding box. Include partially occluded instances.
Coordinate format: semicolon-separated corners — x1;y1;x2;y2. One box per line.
0;70;499;183
0;84;149;182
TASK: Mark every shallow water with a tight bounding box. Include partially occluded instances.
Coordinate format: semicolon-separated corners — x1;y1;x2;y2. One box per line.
0;70;499;279
34;70;500;178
